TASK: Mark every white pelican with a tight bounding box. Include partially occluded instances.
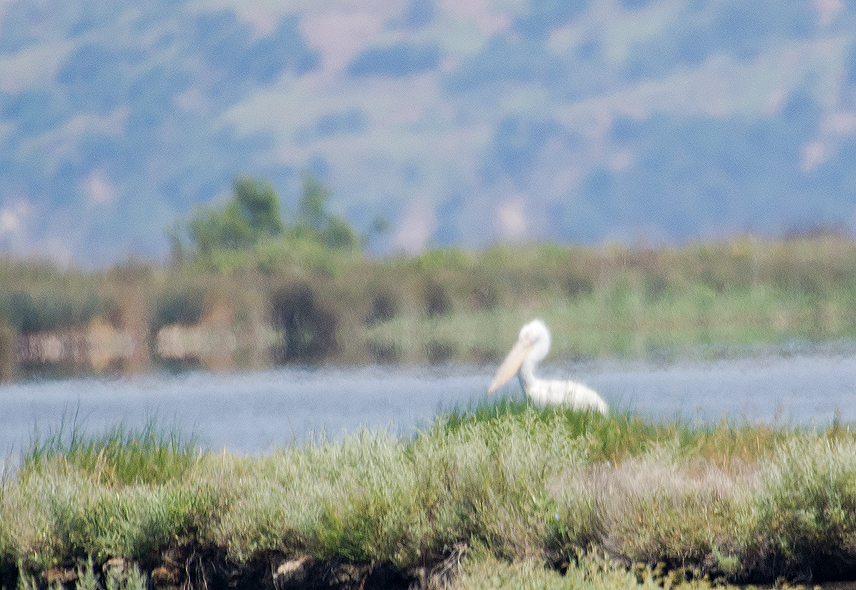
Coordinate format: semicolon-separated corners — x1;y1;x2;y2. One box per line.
488;319;608;414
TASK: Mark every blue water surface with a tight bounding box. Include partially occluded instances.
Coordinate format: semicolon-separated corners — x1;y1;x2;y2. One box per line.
2;349;856;457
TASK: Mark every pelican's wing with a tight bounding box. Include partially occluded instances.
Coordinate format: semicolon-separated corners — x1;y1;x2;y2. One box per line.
566;381;609;414
529;379;608;414
488;338;532;394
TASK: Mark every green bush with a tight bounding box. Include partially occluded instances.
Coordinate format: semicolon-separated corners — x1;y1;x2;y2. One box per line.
0;290;103;334
749;436;856;575
150;286;206;329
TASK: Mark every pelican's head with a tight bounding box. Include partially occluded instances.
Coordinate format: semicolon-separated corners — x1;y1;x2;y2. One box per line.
487;319;551;394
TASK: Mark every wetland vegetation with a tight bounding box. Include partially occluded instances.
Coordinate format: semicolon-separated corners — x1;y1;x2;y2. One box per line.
4;228;856;379
4;401;856;589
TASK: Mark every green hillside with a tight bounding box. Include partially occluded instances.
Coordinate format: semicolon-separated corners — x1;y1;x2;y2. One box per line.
0;0;854;263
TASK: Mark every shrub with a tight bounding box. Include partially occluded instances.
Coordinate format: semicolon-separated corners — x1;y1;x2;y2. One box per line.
749;435;856;578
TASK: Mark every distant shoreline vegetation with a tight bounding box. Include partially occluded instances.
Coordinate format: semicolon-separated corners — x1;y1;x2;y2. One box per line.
1;178;856;380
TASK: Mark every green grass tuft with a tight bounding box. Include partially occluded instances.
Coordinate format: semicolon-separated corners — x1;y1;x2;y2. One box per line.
23;414;199;486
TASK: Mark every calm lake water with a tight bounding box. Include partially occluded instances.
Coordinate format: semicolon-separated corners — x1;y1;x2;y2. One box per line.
2;346;856;456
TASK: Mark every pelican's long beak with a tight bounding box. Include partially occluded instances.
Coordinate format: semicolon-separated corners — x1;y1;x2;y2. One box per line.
487;336;533;394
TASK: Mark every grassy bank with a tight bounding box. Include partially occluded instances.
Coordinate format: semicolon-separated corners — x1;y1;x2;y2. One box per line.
3;400;856;589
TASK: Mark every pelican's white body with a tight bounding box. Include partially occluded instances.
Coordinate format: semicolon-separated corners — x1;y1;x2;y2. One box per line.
488;319;608;414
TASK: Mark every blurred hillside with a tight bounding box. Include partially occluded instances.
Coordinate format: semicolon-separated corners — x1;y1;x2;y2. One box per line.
1;0;855;264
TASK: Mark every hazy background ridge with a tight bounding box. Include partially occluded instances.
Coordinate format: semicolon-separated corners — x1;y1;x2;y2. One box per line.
1;0;855;265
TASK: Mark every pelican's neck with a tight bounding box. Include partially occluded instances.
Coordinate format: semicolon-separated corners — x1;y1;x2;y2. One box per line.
513;319;551;398
518;356;538;393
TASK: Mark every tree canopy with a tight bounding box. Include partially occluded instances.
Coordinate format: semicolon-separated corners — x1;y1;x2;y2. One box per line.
185;177;283;255
171;173;364;267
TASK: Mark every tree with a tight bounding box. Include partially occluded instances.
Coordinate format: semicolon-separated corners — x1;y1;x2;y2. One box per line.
185;177;283;255
298;172;329;232
188;199;254;254
173;173;363;264
234;176;283;238
297;172;359;250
